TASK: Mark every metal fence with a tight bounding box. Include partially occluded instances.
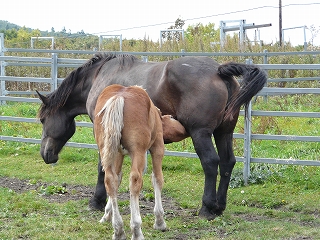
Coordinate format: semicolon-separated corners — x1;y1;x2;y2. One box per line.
1;34;319;184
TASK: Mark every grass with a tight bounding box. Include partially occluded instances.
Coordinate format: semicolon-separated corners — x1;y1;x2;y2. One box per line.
0;152;319;239
0;96;319;239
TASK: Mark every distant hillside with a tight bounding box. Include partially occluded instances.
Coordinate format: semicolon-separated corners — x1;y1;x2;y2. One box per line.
0;20;21;31
0;20;89;38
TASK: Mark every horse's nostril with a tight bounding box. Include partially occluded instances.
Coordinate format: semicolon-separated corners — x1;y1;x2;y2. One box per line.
43;150;58;164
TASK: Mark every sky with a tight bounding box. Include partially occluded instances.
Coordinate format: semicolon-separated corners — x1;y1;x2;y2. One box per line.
2;0;320;46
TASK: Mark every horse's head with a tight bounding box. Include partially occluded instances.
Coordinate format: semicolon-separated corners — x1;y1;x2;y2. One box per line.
37;91;76;164
161;115;189;143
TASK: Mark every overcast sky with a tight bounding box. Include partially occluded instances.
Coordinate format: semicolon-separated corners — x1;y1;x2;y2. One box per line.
2;0;320;46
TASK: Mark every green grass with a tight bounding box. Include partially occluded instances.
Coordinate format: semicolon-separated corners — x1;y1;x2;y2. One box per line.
1;151;319;239
0;97;319;239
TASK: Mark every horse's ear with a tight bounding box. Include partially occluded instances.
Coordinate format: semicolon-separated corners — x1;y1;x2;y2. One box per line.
36;90;48;105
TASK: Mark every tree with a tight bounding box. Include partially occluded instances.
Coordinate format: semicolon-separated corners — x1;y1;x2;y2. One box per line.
308;24;319;47
185;22;218;43
77;29;85;35
3;29;18;40
161;18;185;41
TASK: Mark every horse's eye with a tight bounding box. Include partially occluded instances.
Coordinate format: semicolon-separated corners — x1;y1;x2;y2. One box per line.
39;118;44;123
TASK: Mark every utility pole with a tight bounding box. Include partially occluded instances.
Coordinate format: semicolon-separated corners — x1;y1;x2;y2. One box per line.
279;0;282;46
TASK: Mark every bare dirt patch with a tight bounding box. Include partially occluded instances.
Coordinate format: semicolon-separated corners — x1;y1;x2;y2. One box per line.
0;176;188;218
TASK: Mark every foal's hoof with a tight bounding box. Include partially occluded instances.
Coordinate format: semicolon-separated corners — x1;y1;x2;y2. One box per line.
99;217;106;223
113;231;126;240
198;206;218;221
89;197;106;211
154;221;167;231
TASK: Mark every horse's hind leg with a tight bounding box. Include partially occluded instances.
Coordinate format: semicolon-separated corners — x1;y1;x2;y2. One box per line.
129;152;146;240
100;154;124;223
100;180;123;224
214;131;236;215
103;164;126;240
150;142;166;231
151;172;166;230
190;129;220;220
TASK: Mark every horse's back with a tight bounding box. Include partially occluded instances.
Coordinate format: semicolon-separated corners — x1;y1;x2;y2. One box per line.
148;57;233;130
92;56;238;133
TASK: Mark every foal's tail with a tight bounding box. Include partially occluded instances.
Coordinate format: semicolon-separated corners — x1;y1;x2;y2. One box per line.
96;96;125;167
218;62;267;121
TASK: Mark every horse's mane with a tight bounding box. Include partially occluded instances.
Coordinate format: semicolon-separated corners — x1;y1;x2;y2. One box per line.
38;53;138;119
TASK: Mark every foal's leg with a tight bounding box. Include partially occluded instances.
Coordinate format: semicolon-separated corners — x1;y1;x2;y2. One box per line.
129;152;146;240
150;142;166;231
100;196;112;223
100;154;124;223
103;164;126;240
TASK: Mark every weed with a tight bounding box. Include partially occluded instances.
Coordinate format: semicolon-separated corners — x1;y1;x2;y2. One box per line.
229;164;284;188
38;185;67;195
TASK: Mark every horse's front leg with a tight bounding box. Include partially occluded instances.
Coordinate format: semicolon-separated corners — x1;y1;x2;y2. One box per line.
190;129;220;220
214;131;236;215
89;155;107;211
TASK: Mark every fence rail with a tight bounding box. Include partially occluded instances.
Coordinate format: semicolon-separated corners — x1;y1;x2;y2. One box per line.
1;44;319;184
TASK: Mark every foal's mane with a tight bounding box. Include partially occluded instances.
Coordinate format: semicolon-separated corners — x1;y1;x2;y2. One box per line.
38;53;138;119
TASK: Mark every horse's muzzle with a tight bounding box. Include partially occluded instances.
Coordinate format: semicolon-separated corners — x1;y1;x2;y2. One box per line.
40;138;59;164
41;149;59;164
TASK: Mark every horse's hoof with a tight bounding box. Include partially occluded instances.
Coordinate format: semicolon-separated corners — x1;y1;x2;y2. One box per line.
113;231;126;240
213;208;224;216
198;206;218;221
154;222;167;231
89;197;106;211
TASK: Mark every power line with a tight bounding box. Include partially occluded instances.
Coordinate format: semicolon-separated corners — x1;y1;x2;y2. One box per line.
5;2;320;45
92;3;320;35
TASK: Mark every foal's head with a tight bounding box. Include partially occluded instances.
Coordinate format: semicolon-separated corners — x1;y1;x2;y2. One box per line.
161;115;188;143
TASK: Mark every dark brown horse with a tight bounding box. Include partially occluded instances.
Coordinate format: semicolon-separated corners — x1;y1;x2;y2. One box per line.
95;84;187;239
37;53;267;220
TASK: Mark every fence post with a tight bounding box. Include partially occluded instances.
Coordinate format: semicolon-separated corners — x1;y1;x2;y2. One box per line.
243;101;252;185
0;33;5;105
141;56;148;62
181;49;185;57
263;49;269;101
0;33;4;56
51;53;58;92
243;58;253;185
263;49;268;64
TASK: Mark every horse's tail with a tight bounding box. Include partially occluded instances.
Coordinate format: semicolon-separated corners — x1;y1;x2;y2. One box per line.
96;95;125;168
218;62;267;121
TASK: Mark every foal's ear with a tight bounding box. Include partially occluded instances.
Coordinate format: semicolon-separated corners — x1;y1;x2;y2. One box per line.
36;90;49;105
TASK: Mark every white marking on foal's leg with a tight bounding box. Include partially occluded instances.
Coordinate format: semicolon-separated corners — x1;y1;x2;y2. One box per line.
111;196;126;240
152;172;166;231
130;194;144;240
100;172;123;224
99;197;112;223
